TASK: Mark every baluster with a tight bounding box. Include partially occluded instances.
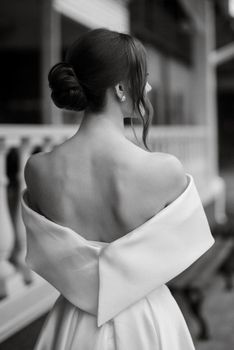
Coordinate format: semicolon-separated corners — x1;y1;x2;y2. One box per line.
152;137;157;152
0;138;24;298
163;136;168;153
185;136;190;165
158;136;163;152
178;137;180;162
13;137;35;284
173;136;179;158
202;138;207;181
42;136;54;153
182;138;187;164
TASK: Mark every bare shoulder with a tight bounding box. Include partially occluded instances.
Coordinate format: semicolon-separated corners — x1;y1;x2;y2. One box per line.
24;152;48;184
23;152;49;211
145;152;188;206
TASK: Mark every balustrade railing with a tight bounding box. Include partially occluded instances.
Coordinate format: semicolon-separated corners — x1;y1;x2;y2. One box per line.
0;123;225;341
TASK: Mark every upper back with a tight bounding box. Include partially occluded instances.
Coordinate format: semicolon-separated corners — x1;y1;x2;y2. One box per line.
24;136;186;243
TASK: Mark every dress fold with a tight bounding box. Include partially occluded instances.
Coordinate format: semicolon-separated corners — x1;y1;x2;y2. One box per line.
21;173;215;349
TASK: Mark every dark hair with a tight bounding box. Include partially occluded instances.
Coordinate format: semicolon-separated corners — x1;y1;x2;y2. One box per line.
48;28;153;150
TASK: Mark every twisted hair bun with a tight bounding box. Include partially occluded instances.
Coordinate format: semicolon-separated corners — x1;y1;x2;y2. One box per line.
48;62;88;111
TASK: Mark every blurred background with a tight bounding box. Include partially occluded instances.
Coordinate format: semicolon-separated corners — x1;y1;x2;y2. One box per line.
0;0;234;349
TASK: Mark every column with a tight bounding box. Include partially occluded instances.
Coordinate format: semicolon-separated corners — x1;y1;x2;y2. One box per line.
41;0;63;124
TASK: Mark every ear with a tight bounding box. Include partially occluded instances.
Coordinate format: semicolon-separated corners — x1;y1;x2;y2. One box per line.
114;83;125;100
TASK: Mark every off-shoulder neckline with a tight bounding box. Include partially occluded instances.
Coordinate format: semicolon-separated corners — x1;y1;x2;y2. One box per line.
21;173;193;246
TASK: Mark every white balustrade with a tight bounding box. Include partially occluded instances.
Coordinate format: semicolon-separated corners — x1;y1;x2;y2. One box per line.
42;136;57;153
126;125;209;183
13;138;35;284
0;138;25;299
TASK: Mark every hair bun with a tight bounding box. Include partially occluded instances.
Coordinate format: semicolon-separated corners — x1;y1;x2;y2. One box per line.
48;62;88;111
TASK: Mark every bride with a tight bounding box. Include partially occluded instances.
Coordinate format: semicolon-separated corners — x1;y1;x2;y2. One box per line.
21;28;214;349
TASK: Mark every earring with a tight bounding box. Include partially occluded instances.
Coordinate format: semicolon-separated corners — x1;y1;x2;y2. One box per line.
121;95;126;102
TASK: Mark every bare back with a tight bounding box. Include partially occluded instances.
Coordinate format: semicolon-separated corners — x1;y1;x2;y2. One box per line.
25;133;185;243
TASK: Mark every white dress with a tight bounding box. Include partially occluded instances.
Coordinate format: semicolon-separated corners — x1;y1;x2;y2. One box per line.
21;173;215;350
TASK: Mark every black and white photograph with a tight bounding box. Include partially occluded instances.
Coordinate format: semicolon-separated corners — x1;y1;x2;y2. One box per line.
0;0;234;349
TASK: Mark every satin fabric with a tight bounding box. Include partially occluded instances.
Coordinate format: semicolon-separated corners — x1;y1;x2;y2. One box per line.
21;173;215;349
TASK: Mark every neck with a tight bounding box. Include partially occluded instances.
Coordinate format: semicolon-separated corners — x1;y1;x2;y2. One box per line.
76;97;126;139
